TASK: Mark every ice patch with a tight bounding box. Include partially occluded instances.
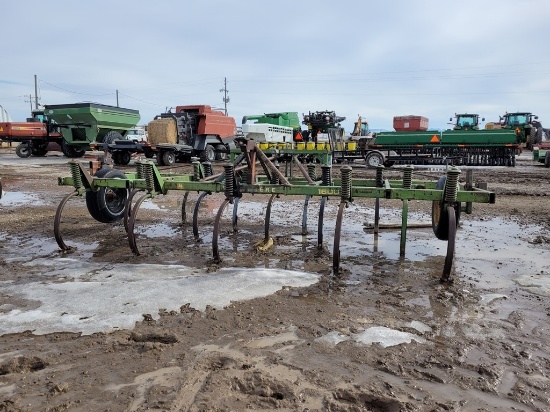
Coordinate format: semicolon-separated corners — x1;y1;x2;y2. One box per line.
407;320;432;333
0;262;319;336
314;331;351;345
354;326;427;347
515;274;550;297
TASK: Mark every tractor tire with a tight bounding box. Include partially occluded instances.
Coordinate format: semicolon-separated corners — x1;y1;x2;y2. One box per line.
61;140;86;158
545;154;550;168
529;127;536;150
162;150;176;166
31;145;48;157
432;176;461;241
85;168;128;223
15;142;32;158
215;144;228;160
535;128;543;145
365;151;384;168
102;131;123;149
205;144;216;162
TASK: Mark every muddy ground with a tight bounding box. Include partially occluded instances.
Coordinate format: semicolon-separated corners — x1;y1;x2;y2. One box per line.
0;148;549;412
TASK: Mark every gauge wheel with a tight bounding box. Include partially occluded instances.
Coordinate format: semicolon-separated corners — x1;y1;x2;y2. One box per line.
432;176;461;240
365;151;384;168
15;142;32;158
85;168;129;223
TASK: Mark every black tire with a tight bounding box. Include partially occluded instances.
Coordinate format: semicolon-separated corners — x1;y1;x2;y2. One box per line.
118;151;132;166
432;176;461;240
365;151;384;168
103;131;123;147
529;127;536;149
31;146;48;156
156;151;165;166
205;144;216;162
215;144;228;160
144;150;155;159
545;153;550;168
85;168;128;223
61;140;86;158
162;150;176;166
15;142;32;158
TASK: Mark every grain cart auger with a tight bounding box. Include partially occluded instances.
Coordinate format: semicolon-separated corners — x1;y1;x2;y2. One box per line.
55;139;496;282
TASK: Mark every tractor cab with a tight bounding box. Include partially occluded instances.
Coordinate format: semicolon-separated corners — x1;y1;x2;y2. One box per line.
451;113;484;130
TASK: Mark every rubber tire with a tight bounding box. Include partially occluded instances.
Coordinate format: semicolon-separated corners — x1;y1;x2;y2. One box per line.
365;151;384;168
16;142;32;158
118;151;131;165
205;144;216;162
144;150;155;159
432;176;461;241
85;168;129;223
162;151;176;166
545;154;550;168
61;140;86;158
103;131;123;147
31;146;48;156
215;144;228;160
156;151;165;166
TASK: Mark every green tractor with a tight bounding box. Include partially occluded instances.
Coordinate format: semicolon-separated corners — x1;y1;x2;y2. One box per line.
450;113;484;130
498;112;541;149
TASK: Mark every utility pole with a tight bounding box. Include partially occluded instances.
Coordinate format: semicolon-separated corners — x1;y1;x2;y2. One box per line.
34;74;39;110
220;77;229;116
116;90;119;107
24;94;33;112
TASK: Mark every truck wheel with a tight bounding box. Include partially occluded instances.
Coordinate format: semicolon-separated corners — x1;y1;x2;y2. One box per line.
16;142;32;158
365;151;384;168
432;176;461;240
85;168;128;223
205;144;216;162
144;150;155;159
545;154;550;168
117;151;131;165
162;150;176;166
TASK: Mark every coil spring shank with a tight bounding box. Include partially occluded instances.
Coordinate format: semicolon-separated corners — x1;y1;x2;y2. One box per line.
403;165;413;189
307;163;317;181
224;164;235;201
136;162;145;180
193;160;202;180
376;165;384;187
340;166;352;201
70;162;83;190
321;165;332;186
444;167;460;203
145;162;155;192
203;162;213;177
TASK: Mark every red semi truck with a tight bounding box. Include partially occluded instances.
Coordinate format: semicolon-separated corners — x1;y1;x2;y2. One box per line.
104;105;238;166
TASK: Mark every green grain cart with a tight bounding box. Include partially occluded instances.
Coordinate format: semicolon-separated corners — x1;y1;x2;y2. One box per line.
44;103;140;157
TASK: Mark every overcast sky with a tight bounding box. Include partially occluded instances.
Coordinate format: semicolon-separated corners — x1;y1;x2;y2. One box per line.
2;0;549;132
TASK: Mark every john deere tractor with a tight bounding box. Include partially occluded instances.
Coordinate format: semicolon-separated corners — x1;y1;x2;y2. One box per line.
499;112;547;149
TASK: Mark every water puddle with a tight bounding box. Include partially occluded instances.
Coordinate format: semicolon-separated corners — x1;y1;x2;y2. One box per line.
0;191;45;207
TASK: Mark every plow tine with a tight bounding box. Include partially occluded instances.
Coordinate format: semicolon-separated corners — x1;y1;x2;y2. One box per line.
212;198;231;263
181;192;190;224
54;191;79;251
193;192;210;242
127;193;151;256
302;195;311;235
317;197;327;248
232;197;240;232
333;202;347;273
441;205;457;282
264;194;276;244
124;189;140;233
